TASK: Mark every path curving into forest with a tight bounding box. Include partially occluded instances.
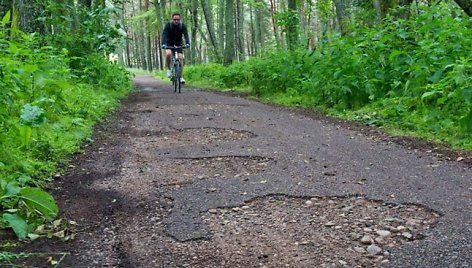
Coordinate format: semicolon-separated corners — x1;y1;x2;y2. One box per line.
14;75;472;267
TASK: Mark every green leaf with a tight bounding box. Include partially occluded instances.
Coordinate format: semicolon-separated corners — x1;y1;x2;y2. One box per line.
19;125;32;146
23;64;38;73
421;91;442;101
3;213;29;239
462;88;472;104
20;104;47;127
428;69;444;83
1;11;10;26
6;181;20;195
19;187;58;220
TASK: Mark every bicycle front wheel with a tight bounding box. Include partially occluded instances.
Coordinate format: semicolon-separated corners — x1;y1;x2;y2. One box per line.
175;65;182;93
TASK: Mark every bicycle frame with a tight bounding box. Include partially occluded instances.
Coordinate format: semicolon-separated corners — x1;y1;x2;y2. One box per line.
164;45;188;93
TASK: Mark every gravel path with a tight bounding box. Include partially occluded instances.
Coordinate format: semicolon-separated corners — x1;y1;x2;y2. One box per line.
10;75;471;267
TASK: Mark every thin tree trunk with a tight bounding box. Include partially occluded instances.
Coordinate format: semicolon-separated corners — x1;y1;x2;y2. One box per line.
218;0;225;57
269;0;279;44
122;1;131;67
333;0;348;35
249;6;256;56
236;0;245;61
144;0;152;71
201;0;221;62
191;0;198;64
373;0;382;21
254;0;264;55
286;0;299;49
153;0;166;70
224;0;235;65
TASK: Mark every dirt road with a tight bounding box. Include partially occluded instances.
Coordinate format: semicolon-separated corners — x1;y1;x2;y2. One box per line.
12;76;472;267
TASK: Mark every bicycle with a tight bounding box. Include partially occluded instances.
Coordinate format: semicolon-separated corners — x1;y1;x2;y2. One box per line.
162;44;189;93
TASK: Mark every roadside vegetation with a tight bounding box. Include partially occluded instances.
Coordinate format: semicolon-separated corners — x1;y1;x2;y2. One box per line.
0;6;131;242
183;4;472;150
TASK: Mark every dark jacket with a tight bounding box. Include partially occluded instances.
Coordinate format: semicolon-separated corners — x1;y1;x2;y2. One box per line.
162;21;190;46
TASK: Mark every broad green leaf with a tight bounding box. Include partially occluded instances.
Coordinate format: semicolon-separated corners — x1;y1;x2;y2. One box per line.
1;11;10;26
6;181;20;195
462;88;472;104
20;104;47;127
428;69;443;83
17;175;31;186
421;91;442;101
19;125;32;146
23;64;38;73
3;213;29;239
19;187;58;219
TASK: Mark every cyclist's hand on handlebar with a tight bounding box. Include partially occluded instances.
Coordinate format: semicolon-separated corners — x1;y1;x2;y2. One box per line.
161;45;167;49
185;44;190;48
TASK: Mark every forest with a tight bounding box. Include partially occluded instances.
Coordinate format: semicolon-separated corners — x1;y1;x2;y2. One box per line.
0;0;471;243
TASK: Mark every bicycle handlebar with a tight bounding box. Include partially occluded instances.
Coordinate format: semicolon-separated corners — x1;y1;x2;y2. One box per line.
162;44;190;49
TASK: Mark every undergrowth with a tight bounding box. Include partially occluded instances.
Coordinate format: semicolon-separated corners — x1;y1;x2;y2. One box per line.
183;4;472;150
0;9;131;240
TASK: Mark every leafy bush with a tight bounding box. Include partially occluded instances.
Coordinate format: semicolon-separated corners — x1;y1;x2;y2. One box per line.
0;11;131;239
186;3;471;148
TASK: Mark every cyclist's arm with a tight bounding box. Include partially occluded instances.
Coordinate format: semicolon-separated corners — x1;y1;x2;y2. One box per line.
183;23;190;46
161;23;169;47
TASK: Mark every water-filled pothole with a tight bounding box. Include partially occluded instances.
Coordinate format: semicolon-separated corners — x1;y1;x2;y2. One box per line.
159;156;273;186
130;127;255;147
197;195;439;267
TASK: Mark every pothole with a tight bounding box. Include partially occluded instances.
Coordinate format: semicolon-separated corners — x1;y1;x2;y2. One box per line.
159;156;274;186
196;195;439;267
130;127;255;147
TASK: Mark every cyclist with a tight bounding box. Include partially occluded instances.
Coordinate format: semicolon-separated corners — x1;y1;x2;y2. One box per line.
161;12;190;83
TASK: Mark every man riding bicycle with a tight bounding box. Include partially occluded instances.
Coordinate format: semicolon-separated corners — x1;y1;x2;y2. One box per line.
161;12;190;83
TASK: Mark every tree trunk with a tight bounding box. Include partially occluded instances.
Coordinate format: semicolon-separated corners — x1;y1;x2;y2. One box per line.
373;0;383;19
236;0;245;61
144;0;152;71
249;6;257;56
191;0;198;64
286;0;299;49
269;0;279;44
153;0;165;69
454;0;472;16
224;0;235;65
14;0;45;34
218;0;225;57
201;0;221;62
333;0;348;35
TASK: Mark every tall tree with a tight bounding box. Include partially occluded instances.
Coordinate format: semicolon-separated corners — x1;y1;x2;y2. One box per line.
235;0;245;60
224;0;235;65
144;0;152;71
190;0;199;64
286;0;299;49
14;0;45;34
333;0;348;35
201;0;221;61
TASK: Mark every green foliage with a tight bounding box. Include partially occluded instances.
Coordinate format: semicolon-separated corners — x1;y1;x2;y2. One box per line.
0;10;131;239
186;4;472;149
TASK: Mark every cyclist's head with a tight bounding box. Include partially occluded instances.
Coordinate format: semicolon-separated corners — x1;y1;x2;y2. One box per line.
172;13;181;26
